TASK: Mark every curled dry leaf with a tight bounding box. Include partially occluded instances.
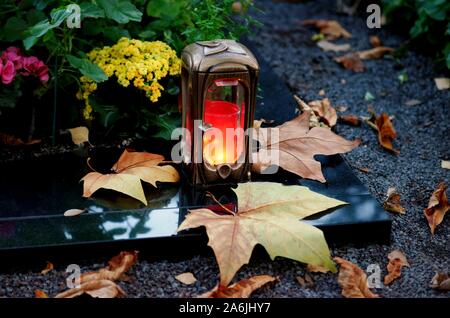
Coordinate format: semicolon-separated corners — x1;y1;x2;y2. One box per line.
199;275;276;298
64;208;86;217
252;111;360;182
68;126;89;145
294;95;328;128
35;290;49;298
430;272;450;291
335;257;379;298
0;132;41;146
384;250;409;285
369;35;382;47
179;182;344;287
383;187;405;214
175;272;197;285
40;261;54;275
424;182;450;235
374;113;399;154
297;273;314;288
82;150;179;205
317;40;351;53
301;19;352;40
338;114;361;126
334;53;365;72
441;160;450;170
55;279;125;298
308;98;337;127
434;77;450;90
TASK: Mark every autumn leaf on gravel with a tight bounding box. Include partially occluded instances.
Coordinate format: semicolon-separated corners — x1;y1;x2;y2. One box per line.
179;182;344;287
307;264;331;273
383;187;405;214
294;95;329;128
296;274;314;288
434;77;450;90
252;111;360;182
335;257;379;298
80;250;138;283
369;36;382;47
357;47;394;60
68;126;89;145
199;275;276;298
424;182;450;235
442;160;450;170
430;272;450;291
338;114;361;126
301;19;351;40
308;98;337;127
317;40;351;53
175;272;197;285
366;112;399;154
384;250;409;285
0;132;41;146
82;150;179;205
40;262;54;275
334;53;365;72
55;279;125;298
35;290;49;298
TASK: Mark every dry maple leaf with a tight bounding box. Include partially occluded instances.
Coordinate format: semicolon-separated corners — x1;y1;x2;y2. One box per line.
68;126;89;145
199;275;276;298
308;98;337;127
55;279;125;298
252;111;360;182
424;182;450;235
384;250;409;285
40;261;54;275
334;53;365;72
82;150;179;205
178;182;344;287
430;272;450;291
335;257;379;298
383;187;405;214
338;114;361;126
80;250;138;283
317;40;351;53
175;272;197;285
302;19;352;40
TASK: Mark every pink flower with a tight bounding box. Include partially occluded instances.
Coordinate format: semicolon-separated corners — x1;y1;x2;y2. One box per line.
1;60;16;84
1;46;23;69
21;56;49;84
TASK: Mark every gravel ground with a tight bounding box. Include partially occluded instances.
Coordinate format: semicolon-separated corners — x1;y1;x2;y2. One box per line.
1;0;449;298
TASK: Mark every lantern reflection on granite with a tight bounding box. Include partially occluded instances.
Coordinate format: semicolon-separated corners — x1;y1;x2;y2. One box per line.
181;40;259;185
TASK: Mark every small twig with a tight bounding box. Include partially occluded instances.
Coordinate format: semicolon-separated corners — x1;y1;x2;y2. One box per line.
205;191;235;216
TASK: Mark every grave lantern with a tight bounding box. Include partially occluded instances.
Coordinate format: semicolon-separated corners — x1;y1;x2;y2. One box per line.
181;39;259;185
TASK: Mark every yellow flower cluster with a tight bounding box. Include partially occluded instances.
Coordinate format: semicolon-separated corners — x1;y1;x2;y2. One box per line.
77;38;181;119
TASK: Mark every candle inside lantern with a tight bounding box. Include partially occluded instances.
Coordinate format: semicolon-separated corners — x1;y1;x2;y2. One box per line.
203;100;245;165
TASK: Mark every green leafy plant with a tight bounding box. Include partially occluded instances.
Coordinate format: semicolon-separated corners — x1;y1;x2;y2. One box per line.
383;0;450;70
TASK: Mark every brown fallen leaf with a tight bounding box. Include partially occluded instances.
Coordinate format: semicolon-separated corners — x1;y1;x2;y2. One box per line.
339;114;361;126
374;113;399;154
296;273;314;288
35;290;49;298
55;279;125;298
294;96;329;128
80;250;138;283
307;263;331;273
434;77;450;90
301;19;352;40
179;182;343;287
441;160;450;170
424;182;450;235
335;257;379;298
0;132;41;146
175;272;197;285
199;275;276;298
357;47;395;60
317;40;351;53
430;272;450;291
252;111;360;182
334;53;365;72
308;98;337;127
82;150;179;205
41;262;54;275
383;187;405;214
68;126;89;145
384;250;409;285
63;208;86;217
369;35;382;47
318;89;326;96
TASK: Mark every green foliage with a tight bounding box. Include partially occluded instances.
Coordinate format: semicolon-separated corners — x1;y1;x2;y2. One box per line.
383;0;450;70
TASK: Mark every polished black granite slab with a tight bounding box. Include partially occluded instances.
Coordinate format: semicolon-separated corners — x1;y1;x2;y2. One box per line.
0;43;391;255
